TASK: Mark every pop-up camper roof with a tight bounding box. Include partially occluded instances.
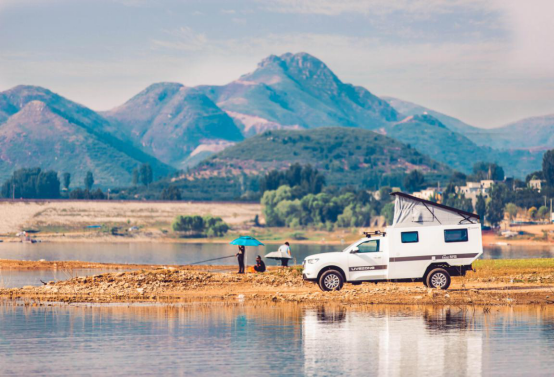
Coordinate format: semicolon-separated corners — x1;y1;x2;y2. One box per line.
390;192;480;228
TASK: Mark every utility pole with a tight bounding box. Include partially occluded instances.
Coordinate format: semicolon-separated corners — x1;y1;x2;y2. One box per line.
551;198;553;224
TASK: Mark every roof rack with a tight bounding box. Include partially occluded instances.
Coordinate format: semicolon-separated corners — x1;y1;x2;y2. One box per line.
363;230;386;238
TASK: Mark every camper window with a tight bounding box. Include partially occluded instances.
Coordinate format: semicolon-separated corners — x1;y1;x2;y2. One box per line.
444;229;468;243
401;231;419;243
357;240;380;253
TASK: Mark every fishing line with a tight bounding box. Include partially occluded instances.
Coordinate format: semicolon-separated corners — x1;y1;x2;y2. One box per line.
186;254;236;265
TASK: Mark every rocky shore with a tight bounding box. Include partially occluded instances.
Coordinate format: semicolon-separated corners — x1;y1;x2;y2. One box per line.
2;262;554;306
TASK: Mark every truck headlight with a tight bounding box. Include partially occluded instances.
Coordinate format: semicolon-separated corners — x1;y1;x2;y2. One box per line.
307;258;319;264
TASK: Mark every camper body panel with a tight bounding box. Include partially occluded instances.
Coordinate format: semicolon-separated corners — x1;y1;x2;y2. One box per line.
386;224;483;280
303;191;483;291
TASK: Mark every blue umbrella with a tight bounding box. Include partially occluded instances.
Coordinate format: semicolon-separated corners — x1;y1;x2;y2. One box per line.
229;236;264;246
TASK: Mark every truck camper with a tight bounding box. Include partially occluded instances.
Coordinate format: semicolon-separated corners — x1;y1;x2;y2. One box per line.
302;192;483;291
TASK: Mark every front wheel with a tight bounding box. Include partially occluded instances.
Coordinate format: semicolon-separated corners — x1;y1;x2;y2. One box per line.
318;270;344;291
426;268;451;290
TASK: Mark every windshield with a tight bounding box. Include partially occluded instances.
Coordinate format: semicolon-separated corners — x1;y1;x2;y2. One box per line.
342;239;366;253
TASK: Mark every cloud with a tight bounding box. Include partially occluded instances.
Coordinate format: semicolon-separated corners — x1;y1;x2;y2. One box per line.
151;27;208;52
264;0;488;16
494;0;554;73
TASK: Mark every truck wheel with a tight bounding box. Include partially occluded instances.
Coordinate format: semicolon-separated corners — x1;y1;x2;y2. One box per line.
318;270;344;291
426;268;451;290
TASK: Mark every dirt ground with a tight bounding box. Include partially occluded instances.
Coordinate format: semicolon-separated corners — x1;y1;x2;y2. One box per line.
1;259;553;307
0;200;261;235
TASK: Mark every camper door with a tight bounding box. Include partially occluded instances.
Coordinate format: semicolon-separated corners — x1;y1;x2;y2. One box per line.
347;238;388;281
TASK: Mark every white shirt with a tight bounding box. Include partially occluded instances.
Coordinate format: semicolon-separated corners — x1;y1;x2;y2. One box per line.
278;244;291;256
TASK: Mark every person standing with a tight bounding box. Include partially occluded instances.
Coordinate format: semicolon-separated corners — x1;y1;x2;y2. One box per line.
236;245;245;274
278;241;291;267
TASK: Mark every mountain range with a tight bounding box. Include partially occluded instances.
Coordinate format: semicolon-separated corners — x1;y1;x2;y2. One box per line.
0;52;552;188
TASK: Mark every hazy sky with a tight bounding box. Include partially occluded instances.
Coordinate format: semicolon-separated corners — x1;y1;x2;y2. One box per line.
1;0;553;128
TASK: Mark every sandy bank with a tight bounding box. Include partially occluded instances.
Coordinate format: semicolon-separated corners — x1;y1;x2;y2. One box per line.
1;259;554;307
0;200;261;234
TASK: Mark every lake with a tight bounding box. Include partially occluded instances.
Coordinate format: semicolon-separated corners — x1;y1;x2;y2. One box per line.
1;242;554;288
0;303;553;376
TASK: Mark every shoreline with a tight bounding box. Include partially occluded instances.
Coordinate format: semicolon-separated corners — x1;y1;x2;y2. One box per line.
1;228;553;247
1;259;554;307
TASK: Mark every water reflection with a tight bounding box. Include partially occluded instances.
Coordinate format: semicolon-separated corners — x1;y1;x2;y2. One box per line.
0;304;553;376
303;306;482;376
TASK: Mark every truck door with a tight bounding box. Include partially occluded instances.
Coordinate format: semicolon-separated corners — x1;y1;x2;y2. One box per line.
347;239;388;281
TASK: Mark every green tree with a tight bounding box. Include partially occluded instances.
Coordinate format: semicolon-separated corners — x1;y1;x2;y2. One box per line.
472;162;504;181
542;149;554;187
132;168;139;186
84;171;94;190
475;194;486;221
504;203;518;222
538;205;549;221
381;202;395;225
62;172;71;190
528;206;537;220
1;168;60;199
172;215;228;237
403;170;424;193
139;163;153;186
487;198;504;227
161;186;182;201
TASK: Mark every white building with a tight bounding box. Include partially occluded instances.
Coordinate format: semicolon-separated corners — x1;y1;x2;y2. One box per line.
456;180;492;206
411;188;437;201
529;179;544;192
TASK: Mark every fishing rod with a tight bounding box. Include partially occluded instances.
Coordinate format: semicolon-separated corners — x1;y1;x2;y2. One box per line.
187;254;236;265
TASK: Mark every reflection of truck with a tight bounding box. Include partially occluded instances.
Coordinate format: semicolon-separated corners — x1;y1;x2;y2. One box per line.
302;192;483;291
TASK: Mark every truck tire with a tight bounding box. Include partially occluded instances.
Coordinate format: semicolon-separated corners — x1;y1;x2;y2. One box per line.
426;268;451;290
318;270;344;291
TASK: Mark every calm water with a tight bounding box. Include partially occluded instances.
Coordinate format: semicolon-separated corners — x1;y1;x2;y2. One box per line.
1;242;554;288
0;304;553;376
1;242;553;266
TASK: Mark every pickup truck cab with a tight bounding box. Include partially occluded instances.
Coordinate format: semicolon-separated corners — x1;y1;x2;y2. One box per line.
302;192;483;291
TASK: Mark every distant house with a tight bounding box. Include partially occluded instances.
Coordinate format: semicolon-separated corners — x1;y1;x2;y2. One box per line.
529;179;544;192
411;187;440;201
456;180;493;206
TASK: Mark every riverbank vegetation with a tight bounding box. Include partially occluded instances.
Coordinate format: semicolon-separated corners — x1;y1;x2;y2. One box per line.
172;215;229;238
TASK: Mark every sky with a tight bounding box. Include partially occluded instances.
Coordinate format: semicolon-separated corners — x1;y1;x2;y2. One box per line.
1;0;553;128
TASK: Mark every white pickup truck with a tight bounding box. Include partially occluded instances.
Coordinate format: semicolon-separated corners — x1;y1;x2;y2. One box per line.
302;192;483;291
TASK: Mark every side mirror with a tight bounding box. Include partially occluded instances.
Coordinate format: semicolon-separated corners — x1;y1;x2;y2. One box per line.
351;247;359;253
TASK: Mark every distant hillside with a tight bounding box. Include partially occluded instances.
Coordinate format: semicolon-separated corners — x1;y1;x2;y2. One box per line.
381;115;541;177
102;83;244;168
0;86;173;186
186;127;453;189
383;95;554;153
199;53;399;134
382;96;484;140
482;114;554;151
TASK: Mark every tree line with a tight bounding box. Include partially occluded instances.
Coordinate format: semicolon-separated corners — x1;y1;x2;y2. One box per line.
172;215;229;237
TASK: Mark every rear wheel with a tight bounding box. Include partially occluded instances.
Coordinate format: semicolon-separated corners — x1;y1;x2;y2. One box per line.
318;270;344;291
426;268;451;290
